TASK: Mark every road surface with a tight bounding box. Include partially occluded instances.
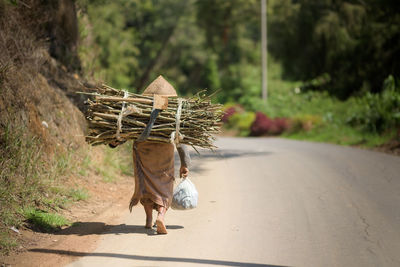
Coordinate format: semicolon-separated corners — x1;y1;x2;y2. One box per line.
45;138;400;266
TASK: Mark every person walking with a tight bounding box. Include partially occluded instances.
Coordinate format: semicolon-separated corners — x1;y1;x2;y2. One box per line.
110;76;190;234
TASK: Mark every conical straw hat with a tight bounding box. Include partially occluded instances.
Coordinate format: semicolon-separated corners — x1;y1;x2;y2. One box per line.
142;75;177;97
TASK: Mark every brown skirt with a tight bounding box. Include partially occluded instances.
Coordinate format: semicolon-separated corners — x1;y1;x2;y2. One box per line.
129;141;175;211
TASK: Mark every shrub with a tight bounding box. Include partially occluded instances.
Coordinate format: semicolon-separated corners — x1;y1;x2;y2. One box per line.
229;111;256;136
288;114;323;133
250;112;274;136
222;104;245;124
250;112;291;136
271;117;290;135
346;75;400;133
68;188;89;201
222;106;237;123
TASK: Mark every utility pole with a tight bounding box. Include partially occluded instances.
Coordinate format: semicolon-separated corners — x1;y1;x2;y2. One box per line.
261;0;268;101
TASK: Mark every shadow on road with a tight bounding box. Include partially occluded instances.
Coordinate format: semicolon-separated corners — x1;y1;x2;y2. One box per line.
189;149;272;161
54;222;183;236
175;148;273;175
29;248;288;267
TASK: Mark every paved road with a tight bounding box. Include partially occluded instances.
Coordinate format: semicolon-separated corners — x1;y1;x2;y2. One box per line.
66;137;400;267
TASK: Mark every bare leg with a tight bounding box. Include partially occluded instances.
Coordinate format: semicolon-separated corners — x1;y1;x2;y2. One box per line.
156;206;168;234
144;204;153;229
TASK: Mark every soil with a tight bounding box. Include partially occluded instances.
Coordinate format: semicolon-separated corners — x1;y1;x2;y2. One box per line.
1;165;135;267
373;137;400;156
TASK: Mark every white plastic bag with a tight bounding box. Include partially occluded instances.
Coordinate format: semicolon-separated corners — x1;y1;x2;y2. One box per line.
171;178;198;210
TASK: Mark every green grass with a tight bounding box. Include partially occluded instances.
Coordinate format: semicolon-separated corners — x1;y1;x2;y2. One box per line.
78;155;92;177
0;125;95;253
225;58;398;148
95;166;115;183
94;142;134;182
68;188;89;201
54;152;72;177
41;196;70;210
1;125;45;236
119;161;133;176
283;124;394;147
0;231;18;254
22;208;70;232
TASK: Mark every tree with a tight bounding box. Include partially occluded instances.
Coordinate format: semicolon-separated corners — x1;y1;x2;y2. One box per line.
268;0;400;99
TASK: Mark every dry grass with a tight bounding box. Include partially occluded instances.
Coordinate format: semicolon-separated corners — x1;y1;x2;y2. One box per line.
0;1;88;254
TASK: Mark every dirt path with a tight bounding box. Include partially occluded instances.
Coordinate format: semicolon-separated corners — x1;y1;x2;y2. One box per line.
1;171;134;267
4;137;400;266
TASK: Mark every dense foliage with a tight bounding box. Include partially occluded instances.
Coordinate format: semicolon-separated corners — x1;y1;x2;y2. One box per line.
77;0;399;138
269;0;400;99
347;75;400;133
78;0;262;99
222;72;398;145
78;0;399;100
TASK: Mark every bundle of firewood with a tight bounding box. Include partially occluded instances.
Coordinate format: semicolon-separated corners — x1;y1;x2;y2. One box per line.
80;84;223;149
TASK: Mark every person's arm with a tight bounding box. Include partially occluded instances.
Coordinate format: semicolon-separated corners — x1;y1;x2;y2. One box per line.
177;145;191;178
108;139;126;148
136;109;160;142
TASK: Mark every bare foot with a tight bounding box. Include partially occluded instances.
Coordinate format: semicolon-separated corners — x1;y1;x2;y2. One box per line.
156;206;168;234
144;204;153;229
145;218;152;229
156;218;167;234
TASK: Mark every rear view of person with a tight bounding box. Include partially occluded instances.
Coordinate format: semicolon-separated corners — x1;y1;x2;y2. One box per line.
110;76;190;234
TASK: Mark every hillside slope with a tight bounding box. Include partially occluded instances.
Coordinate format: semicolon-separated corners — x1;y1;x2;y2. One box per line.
0;0;86;150
0;0;97;253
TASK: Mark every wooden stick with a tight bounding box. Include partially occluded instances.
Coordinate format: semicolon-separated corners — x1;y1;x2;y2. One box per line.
96;96;153;104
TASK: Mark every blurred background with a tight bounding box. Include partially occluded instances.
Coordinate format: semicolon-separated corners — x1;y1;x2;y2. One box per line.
77;0;400;147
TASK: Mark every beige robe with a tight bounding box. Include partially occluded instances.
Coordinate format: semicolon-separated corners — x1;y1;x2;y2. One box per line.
129;141;175;211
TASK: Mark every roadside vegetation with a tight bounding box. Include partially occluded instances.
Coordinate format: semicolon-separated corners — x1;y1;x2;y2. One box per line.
0;124;133;254
95;143;134;183
77;0;399;148
222;60;399;148
0;0;136;255
0;126;71;252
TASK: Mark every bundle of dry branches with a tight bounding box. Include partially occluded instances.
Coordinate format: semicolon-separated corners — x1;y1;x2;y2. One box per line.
80;84;223;149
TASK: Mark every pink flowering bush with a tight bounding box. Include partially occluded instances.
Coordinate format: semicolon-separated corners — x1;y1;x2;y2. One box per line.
221;104;245;123
270;117;289;135
250;113;290;136
222;104;291;137
222;107;237;123
250;112;274;136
